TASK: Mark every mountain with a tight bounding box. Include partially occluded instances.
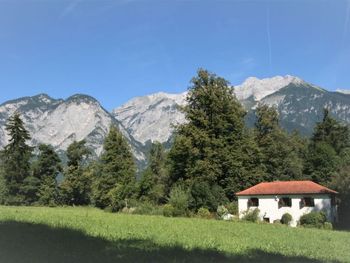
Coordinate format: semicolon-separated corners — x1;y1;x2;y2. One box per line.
234;75;304;101
112;92;187;145
336;89;350;95
2;75;350;167
113;76;350;145
0;94;145;165
258;83;350;135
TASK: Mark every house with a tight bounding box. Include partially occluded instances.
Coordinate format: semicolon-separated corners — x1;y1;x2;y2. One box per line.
236;180;338;227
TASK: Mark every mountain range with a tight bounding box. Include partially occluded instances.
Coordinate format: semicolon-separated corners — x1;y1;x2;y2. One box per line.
0;94;145;165
1;75;350;168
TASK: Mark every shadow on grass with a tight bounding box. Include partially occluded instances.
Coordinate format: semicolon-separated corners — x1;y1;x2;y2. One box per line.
0;221;327;263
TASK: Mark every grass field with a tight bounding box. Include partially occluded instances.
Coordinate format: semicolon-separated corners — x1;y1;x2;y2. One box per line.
0;206;349;263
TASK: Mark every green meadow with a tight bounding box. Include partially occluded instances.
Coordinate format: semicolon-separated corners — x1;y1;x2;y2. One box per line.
0;206;349;263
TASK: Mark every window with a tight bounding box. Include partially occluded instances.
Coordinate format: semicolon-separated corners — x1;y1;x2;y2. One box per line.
248;197;259;207
278;197;291;208
300;197;315;208
303;197;315;207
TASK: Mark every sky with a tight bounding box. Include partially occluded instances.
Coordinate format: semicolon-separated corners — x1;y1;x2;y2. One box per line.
0;0;350;110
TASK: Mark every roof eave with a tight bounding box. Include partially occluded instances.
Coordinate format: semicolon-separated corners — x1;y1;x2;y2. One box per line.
236;192;338;196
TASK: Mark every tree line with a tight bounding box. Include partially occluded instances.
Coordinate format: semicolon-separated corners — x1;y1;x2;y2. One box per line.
0;69;349;227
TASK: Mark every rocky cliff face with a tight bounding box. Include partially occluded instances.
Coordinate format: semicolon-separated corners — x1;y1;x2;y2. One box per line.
112;92;187;145
258;83;350;135
2;75;350;166
0;94;145;164
113;75;350;145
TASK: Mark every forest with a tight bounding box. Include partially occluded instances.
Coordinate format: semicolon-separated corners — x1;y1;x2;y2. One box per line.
0;69;349;228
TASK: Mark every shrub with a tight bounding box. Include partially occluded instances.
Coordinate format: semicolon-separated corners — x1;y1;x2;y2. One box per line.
0;173;8;205
197;207;211;219
189;182;227;211
281;213;293;225
168;185;189;217
300;211;327;228
226;201;238;215
273;219;281;224
103;206;114;213
163;204;174;217
121;207;131;214
323;222;333;230
133;202;163;216
217;205;229;219
242;208;260;222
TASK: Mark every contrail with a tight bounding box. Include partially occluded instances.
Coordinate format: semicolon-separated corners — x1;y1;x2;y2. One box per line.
266;6;272;71
343;0;350;43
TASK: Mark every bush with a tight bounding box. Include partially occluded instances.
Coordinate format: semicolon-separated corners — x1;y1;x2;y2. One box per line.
281;213;293;225
242;208;260;222
0;173;8;205
121;207;136;214
133;202;163;216
323;222;333;230
189;182;227;211
168;185;189;217
273;219;281;224
226;201;238;215
217;205;229;219
163;204;174;217
103;206;114;213
197;207;211;219
300;211;327;228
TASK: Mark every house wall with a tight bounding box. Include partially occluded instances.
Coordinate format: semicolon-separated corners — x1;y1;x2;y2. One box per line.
238;194;337;227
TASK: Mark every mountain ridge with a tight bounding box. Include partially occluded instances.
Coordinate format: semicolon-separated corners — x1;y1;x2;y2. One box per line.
1;75;350;168
113;75;350;144
0;93;146;167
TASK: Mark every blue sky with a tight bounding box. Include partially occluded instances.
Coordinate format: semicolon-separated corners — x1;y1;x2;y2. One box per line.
0;0;349;110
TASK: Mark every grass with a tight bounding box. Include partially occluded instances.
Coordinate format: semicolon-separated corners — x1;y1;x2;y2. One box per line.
0;206;349;262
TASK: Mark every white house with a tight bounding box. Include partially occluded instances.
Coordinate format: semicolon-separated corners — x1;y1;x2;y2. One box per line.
236;180;338;227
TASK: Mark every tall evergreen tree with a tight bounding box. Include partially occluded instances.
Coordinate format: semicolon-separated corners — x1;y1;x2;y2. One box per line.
92;126;136;210
138;142;168;204
1;112;33;204
306;109;350;185
60;140;91;205
0;158;8;204
32;144;62;205
312;109;350;154
168;69;247;207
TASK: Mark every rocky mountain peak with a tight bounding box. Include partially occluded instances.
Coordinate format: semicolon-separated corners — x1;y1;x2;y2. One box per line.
233;75;305;101
113;91;187;145
336;89;350;95
0;94;145;166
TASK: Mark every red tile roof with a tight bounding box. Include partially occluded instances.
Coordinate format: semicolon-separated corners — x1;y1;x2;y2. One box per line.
236;181;338;196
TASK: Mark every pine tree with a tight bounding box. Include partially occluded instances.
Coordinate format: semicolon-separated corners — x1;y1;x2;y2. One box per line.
0;159;8;204
1;112;33;204
306;109;350;184
32;144;62;206
138;142;168;204
60;140;91;205
168;69;247;206
312;109;350;154
92;126;136;210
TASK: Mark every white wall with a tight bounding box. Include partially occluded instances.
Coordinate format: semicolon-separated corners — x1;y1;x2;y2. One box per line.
238;194;336;227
